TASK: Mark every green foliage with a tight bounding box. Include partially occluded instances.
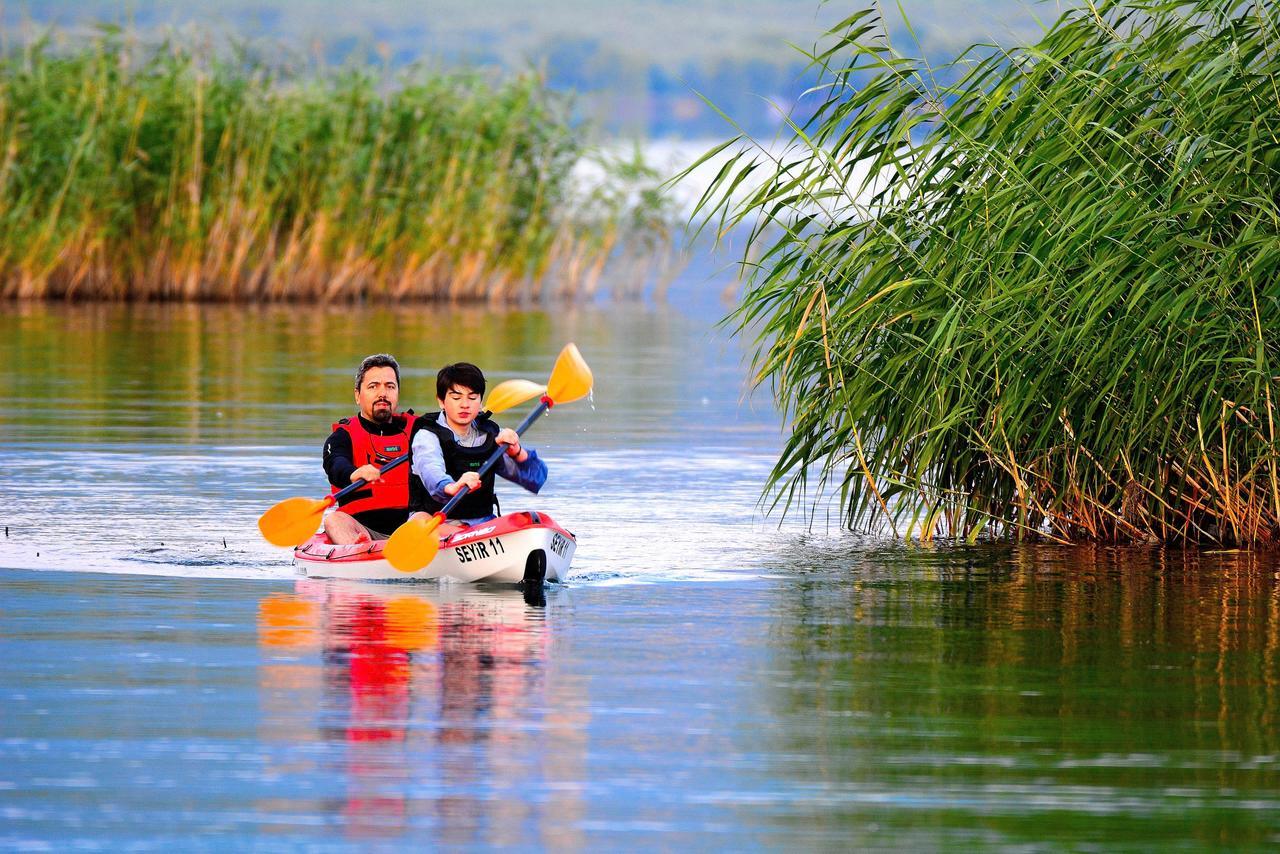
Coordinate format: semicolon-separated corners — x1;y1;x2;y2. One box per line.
692;1;1280;544
0;32;671;300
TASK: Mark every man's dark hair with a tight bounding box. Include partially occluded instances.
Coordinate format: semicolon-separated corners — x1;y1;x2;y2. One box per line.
436;362;486;399
355;354;400;389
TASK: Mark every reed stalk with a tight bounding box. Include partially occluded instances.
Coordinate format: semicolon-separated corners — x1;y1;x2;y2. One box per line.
690;0;1280;545
0;31;675;301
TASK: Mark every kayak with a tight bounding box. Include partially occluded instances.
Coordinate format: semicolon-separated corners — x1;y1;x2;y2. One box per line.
293;510;575;584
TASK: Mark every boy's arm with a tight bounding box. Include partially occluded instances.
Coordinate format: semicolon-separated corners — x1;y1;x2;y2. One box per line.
496;447;548;494
410;429;456;502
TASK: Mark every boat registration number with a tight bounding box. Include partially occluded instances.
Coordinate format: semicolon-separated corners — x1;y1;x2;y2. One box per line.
455;537;505;563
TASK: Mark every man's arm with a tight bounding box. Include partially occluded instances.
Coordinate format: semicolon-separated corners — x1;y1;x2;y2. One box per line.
322;429;357;489
411;429;456;502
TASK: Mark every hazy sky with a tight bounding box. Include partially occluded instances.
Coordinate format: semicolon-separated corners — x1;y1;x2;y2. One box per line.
5;1;1081;136
7;1;1077;62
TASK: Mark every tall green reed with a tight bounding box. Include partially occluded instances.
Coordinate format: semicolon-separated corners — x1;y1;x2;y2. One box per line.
690;0;1280;545
0;31;673;301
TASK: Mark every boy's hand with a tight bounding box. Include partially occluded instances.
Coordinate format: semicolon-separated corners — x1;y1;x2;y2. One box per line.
445;471;481;495
496;428;526;460
350;464;382;484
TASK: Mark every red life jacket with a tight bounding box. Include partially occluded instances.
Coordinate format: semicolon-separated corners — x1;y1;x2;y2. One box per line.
331;412;417;516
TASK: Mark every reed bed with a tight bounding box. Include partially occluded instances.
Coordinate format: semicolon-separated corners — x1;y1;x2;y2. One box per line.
0;32;672;301
691;1;1280;545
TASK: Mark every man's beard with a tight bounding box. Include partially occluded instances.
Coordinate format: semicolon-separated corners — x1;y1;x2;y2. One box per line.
371;402;393;423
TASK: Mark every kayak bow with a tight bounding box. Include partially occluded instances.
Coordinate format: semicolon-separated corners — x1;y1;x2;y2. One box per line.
293;510;574;584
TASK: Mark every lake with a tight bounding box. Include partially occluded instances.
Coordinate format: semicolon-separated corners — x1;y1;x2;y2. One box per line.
2;299;1279;849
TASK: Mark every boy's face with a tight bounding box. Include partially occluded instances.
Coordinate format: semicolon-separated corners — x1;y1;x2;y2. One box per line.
439;383;481;429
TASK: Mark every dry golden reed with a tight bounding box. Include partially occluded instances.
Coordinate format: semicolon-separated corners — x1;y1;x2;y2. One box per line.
690;0;1280;545
0;32;671;301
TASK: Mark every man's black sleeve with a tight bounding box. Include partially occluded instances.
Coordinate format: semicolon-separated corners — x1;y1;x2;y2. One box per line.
323;428;357;489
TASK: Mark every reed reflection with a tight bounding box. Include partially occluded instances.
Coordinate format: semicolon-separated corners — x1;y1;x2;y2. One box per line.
760;545;1280;845
0;300;686;447
257;580;584;846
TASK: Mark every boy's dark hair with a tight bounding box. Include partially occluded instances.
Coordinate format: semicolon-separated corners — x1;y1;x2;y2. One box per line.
355;354;400;389
436;362;486;399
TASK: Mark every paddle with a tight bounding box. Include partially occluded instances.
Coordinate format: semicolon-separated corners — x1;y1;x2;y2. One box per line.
382;343;593;573
257;378;549;548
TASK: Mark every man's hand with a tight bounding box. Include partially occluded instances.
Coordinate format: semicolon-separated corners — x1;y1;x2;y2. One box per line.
496;428;527;460
350;464;383;484
444;471;481;496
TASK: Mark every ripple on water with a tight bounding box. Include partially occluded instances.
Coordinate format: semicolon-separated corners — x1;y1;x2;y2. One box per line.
0;444;808;584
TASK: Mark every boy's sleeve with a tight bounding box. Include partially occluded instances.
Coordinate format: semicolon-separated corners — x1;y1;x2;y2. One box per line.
411;429;455;502
497;447;548;494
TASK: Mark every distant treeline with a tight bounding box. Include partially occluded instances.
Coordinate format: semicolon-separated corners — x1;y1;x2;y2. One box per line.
0;34;674;301
4;0;1069;137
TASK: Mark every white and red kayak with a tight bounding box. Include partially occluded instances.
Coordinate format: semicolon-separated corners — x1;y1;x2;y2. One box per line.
292;510;575;584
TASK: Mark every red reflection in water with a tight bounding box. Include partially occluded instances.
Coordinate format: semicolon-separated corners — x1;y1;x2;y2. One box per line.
338;599;413;743
257;579;560;842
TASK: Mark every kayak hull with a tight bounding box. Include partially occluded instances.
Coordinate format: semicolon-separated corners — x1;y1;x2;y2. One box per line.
292;511;575;584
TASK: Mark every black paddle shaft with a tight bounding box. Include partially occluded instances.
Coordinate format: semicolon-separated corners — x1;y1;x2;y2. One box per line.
331;453;410;502
438;399;549;519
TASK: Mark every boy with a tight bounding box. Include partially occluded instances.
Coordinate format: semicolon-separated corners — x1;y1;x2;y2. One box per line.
409;362;547;525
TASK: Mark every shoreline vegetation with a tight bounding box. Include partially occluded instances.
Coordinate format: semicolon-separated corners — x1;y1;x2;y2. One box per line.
693;0;1280;546
0;31;677;302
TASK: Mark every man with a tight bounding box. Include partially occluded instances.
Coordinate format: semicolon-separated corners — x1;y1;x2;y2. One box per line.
322;354;417;544
410;362;546;525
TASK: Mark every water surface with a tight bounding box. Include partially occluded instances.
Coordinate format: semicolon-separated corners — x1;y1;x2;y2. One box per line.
2;302;1279;849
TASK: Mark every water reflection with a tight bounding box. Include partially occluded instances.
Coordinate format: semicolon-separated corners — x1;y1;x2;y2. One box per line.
0;300;774;449
0;300;785;583
257;581;585;846
756;545;1280;847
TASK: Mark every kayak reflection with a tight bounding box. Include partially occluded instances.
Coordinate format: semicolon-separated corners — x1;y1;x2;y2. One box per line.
257;580;582;845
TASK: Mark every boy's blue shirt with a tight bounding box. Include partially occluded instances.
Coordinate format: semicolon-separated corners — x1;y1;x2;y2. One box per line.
410;412;548;522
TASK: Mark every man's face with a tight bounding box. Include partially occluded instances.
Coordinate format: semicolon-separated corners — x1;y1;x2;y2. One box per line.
355;366;399;423
439;383;481;429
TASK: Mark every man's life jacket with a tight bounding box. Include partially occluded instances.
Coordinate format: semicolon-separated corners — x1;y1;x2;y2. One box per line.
409;413;500;520
332;412;417;516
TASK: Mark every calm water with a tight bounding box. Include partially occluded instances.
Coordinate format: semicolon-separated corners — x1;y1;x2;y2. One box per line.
2;302;1280;849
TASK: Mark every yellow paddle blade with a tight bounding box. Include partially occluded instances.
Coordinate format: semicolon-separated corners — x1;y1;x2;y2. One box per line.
484;379;547;414
383;514;444;573
546;342;593;404
258;496;333;547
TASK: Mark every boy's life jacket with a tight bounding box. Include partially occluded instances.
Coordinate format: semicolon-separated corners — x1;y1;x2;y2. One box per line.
409;413;500;520
331;412;417;517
